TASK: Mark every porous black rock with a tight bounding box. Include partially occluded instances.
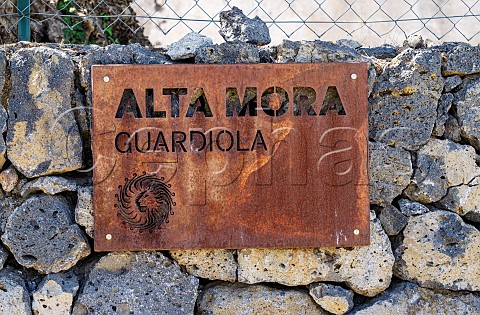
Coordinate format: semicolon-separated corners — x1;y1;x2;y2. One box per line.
2;195;90;273
219;6;271;46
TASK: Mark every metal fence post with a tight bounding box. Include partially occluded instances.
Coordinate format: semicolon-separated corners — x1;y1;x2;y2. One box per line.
18;0;31;41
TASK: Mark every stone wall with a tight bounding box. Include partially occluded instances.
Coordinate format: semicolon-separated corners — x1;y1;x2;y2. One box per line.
0;20;480;315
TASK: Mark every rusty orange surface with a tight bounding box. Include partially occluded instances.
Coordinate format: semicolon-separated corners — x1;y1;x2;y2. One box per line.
92;63;370;251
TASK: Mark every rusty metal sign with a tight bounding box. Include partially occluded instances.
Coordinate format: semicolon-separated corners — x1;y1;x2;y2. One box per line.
92;63;370;251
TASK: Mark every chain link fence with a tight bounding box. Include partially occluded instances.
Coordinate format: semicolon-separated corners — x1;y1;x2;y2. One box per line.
1;0;480;46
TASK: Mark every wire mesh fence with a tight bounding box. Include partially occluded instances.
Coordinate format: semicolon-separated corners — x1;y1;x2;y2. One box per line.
1;0;480;46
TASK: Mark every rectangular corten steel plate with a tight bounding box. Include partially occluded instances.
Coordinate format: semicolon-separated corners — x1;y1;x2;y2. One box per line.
92;63;370;251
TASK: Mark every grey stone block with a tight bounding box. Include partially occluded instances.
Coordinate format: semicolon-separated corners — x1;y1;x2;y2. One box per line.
394;210;480;291
32;272;79;315
2;195;90;273
369;142;412;206
7;47;83;178
74;185;94;238
397;199;430;216
437;179;480;223
455;76;480;150
308;283;354;315
444;75;462;92
369;49;444;150
0;269;31;315
443;44;480;76
195;42;260;64
167;32;213;60
219;6;271;46
336;39;362;49
197;282;327;315
403;34;424;48
432;93;453;137
277;40;366;63
20;176;77;197
353;281;480;314
404;139;480;203
359;45;398;59
379;205;408;236
74;252;198;315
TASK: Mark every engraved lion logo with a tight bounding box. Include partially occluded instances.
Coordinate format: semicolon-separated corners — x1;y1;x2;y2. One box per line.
114;172;175;232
